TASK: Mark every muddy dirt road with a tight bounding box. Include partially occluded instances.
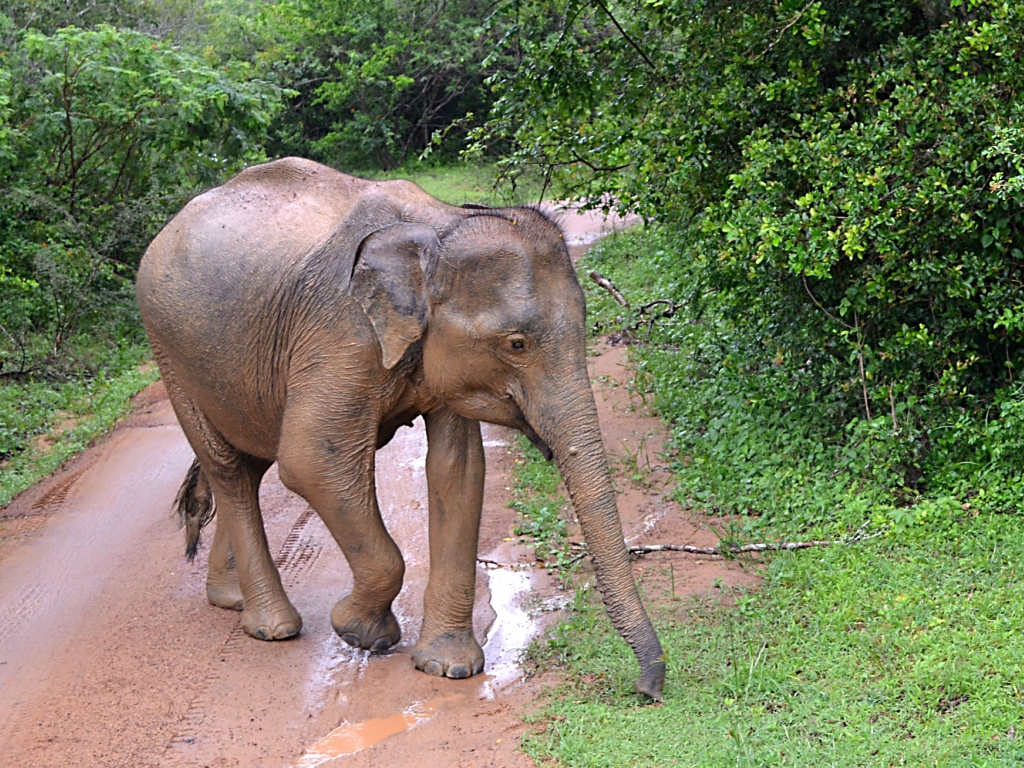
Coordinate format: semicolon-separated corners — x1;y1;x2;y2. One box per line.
0;207;754;767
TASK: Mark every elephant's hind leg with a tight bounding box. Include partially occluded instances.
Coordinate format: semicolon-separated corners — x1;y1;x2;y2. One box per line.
202;457;302;640
161;364;301;640
205;520;243;611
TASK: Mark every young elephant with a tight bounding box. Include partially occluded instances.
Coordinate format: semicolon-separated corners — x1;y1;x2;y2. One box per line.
136;157;665;699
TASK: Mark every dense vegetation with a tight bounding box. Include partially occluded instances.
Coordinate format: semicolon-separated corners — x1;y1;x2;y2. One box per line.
485;2;1024;762
480;0;1024;521
0;0;505;501
502;224;1024;763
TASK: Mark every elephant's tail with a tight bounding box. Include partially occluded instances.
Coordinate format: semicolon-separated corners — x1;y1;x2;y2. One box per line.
174;458;215;562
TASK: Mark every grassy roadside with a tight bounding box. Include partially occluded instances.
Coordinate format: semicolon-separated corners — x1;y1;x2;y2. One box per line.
523;519;1024;766
508;433;574;570
0;343;159;508
362;162;544;207
510;227;1024;766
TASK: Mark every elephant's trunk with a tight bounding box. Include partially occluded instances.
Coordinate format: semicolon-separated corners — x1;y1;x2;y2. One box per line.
524;369;666;700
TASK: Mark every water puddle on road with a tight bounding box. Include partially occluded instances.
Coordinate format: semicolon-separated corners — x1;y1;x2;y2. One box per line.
294;694;466;766
292;563;541;765
480;566;536;691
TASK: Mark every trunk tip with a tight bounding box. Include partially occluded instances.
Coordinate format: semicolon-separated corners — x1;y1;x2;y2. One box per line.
634;660;666;702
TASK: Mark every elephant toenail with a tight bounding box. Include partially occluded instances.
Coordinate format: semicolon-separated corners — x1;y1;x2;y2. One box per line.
342;632;361;647
421;660;443;676
370;638;391;653
472;658;485;675
447;663;470;679
255;627;269;640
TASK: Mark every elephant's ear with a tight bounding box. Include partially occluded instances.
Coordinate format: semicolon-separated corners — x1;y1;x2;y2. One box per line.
350;222;439;370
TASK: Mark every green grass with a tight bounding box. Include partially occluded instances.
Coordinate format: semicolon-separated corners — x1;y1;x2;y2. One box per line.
508;433;573;569
361;162;546;207
510;225;1024;766
0;342;159;508
524;517;1024;766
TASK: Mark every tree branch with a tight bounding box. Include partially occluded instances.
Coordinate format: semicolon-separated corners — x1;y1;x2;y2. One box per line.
590;272;629;307
750;1;817;62
590;0;666;83
570;523;880;560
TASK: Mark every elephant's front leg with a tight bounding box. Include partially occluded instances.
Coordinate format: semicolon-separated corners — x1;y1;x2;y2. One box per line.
278;421;404;653
412;409;486;679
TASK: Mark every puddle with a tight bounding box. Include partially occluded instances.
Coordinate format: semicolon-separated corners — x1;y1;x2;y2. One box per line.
480;566;536;690
565;231;607;246
626;508;667;545
294;695;466;766
304;641;369;714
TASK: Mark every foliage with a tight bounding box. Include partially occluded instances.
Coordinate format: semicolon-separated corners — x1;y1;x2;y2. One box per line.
522;217;1024;764
2;0;206;38
253;0;499;170
0;23;284;375
582;226;1024;532
0;344;159;507
524;514;1024;766
0;14;285;500
478;0;1024;442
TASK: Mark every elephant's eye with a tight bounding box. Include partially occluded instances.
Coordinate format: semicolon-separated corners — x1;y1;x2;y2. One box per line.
505;335;528;353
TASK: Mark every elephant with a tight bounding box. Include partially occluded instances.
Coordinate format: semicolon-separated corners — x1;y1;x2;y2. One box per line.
136;157;665;700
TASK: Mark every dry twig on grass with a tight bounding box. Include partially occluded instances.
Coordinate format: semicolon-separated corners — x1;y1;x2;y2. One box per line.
628;299;680;342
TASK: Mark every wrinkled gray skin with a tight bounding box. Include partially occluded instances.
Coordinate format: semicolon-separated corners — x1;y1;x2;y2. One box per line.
137;157;665;699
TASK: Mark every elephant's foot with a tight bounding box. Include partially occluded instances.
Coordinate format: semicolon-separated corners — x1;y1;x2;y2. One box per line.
241;594;302;641
331;596;401;652
206;571;244;612
412;631;484;679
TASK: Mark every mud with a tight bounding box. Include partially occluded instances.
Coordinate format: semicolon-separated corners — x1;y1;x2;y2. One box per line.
0;208;755;767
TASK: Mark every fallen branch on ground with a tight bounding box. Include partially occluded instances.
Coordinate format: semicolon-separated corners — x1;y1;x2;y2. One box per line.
590;272;629;308
628;299;680;342
626;541;831;555
569;522;881;560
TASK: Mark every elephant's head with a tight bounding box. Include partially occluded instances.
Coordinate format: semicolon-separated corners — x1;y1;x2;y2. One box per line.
350;208;665;700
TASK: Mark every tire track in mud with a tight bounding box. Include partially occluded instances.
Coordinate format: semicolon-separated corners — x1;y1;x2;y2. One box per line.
31;467;86;512
0;468;86;555
164;501;324;755
0;469;89;656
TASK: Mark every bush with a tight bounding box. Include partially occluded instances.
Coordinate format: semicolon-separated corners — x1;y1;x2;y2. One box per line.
257;0;498;170
481;1;1024;518
0;21;285;375
582;225;1024;532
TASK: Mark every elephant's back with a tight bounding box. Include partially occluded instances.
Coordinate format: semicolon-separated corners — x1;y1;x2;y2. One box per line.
142;159;359;281
140;160;359;330
136;159;380;453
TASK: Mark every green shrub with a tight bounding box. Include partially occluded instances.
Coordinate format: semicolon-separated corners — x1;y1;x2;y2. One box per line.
483;1;1024;529
256;0;498;170
581;225;1024;533
0;23;285;375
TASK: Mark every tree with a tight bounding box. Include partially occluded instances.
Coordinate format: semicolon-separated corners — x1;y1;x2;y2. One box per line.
0;22;285;372
260;0;498;170
474;0;1024;422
